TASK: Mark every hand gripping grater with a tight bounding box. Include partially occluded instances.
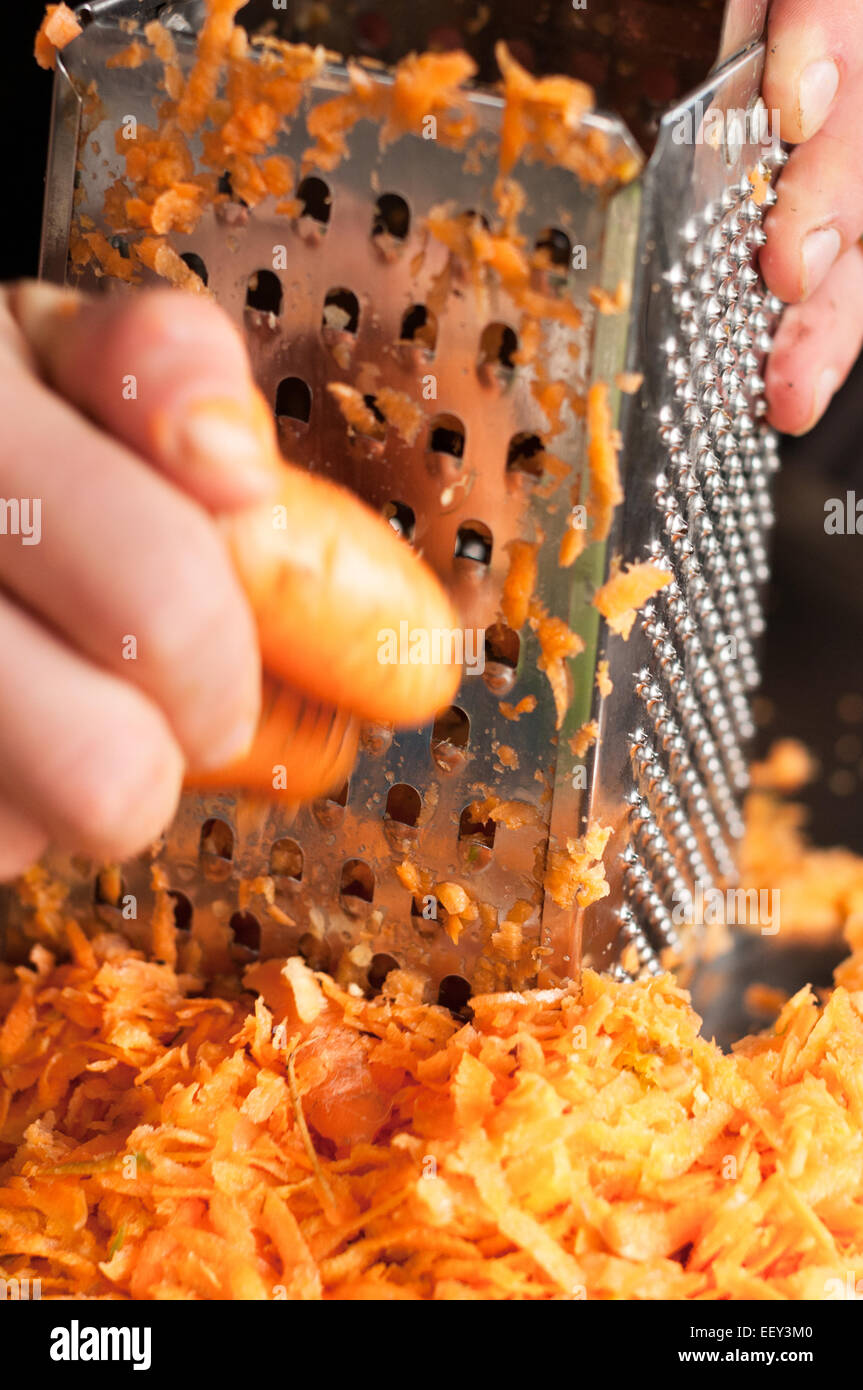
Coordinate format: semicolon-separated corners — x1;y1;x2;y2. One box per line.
6;0;784;1002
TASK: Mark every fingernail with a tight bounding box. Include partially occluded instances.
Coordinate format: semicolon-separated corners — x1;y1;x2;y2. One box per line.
171;392;281;492
795;366;841;435
10;281;82;356
801;226;841;297
798;59;840;139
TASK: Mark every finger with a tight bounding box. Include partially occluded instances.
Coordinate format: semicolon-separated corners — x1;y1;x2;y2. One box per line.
763;0;863;144
224;469;463;725
0;796;48;881
765;242;863;434
185;676;359;798
0;352;260;771
761;0;863;302
761;122;863;302
0;589;184;864
8;281;281;513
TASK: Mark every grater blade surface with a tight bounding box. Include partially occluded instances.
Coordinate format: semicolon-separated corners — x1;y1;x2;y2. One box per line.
2;0;781;1003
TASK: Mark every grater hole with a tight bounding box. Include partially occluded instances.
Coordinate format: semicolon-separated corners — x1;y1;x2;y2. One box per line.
296;175;331;225
314;780;349;828
245;269;282;316
179;251;208;287
215;173;249;226
400;304;437;353
229;910;260;958
428;414;465;460
200;818;233;882
270;837;303;882
506;432;545;481
410;893;438;939
384;500;415;541
533;227;572;273
298;932;329;971
454;521;492;567
167;891;193;934
322;286;360;335
431;706;470;774
357;394;387;441
367;952;399;992
372;192;410;243
437;974;473;1019
483;622;520;696
485;622;520;666
339;859;374;915
384;783;421;851
275;376;312;424
458;804;495;870
385;783;422;827
478;322;518;373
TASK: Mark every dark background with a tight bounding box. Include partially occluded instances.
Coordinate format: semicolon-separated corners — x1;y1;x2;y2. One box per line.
3;0;863;858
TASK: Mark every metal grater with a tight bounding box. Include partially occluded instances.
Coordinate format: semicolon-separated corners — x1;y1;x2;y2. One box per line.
3;0;783;1001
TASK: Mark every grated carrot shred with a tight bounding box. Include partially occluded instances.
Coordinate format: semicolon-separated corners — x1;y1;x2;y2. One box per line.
585;381;623;543
4;846;863;1302
593;561;673;640
34;3;81;70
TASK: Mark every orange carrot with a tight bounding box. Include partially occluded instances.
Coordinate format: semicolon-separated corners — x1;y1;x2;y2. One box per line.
34;3;81;70
223;470;462;724
185;675;358;797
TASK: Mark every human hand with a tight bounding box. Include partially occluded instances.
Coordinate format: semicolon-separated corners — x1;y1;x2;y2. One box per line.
763;0;863;434
0;284;457;879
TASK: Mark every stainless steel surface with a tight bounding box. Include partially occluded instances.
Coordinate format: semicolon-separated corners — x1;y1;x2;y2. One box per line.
715;0;769;67
8;0;781;1001
37;64;81;283
585;48;784;977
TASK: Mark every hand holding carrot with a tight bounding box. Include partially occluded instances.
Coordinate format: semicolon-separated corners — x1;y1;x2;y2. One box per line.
0;284;458;878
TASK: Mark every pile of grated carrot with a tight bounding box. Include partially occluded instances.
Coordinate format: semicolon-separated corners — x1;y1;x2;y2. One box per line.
3;753;863;1300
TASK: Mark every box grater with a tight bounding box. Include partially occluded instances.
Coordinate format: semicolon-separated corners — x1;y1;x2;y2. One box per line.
4;0;784;1003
